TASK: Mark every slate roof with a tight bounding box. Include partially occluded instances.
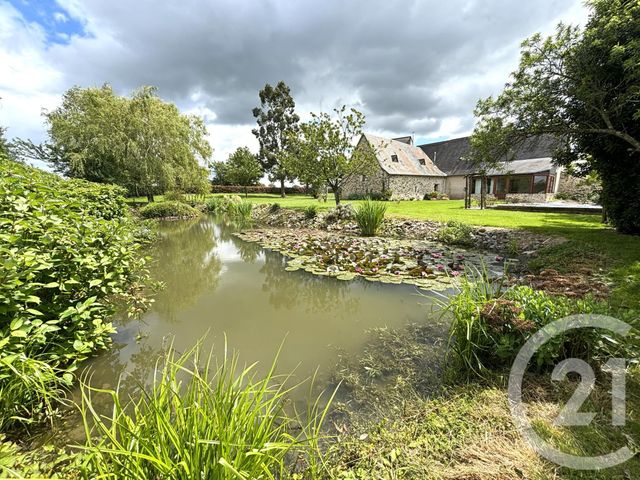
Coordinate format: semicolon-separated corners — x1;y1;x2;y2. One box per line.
417;135;558;176
363;133;446;177
486;158;555;176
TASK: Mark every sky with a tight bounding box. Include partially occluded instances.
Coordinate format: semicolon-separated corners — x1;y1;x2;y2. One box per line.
0;0;589;164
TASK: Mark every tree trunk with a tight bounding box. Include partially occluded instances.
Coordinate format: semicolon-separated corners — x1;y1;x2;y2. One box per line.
244;186;248;198
333;187;341;205
280;178;286;198
147;194;155;203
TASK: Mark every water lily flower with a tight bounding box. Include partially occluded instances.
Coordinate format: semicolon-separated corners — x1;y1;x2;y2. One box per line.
451;270;461;277
495;255;504;262
435;264;445;271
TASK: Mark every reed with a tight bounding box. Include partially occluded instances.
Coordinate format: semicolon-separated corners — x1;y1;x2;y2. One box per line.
354;199;387;236
78;340;334;479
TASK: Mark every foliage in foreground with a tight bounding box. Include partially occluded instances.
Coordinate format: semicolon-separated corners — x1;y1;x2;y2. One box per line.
354;199;387;236
445;271;639;378
326;322;640;480
78;341;333;479
0;159;150;432
139;200;201;219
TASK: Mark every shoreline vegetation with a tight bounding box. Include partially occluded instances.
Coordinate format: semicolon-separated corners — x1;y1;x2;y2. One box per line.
1;174;638;478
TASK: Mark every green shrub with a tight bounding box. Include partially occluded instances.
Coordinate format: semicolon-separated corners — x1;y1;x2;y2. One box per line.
139;201;200;219
436;220;474;246
445;271;639;379
355;199;387;236
79;342;333;479
0;159;150;430
228;200;253;224
163;190;186;203
204;195;242;214
269;202;281;213
304;204;318;219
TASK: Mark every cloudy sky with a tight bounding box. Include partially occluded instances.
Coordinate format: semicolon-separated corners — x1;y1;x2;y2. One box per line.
1;0;588;162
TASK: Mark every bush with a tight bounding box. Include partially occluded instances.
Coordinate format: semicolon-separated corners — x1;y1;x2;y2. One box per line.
304;204;318;219
139;201;201;219
227;200;253;224
0;159;150;430
203;195;242;214
269;202;281;213
163;190;186;203
211;184;307;195
355;199;387;236
78;342;333;479
436;220;474;246
445;272;639;379
324;204;356;223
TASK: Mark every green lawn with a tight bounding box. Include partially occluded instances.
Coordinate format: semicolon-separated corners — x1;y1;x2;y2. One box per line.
129;194;640;267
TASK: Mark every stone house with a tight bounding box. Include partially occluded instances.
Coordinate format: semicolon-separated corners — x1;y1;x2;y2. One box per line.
418;135;566;202
342;134;447;200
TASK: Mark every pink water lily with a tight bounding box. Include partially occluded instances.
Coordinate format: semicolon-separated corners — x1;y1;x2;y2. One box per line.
435;264;445;271
450;270;461;277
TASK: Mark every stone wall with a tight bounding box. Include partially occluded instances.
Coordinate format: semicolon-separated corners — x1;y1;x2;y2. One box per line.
341;165;388;198
505;193;554;203
387;175;444;200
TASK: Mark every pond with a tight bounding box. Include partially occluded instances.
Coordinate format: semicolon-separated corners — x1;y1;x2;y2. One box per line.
79;216;447;398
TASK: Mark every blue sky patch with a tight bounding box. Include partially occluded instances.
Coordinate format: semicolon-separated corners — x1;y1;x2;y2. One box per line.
8;0;87;45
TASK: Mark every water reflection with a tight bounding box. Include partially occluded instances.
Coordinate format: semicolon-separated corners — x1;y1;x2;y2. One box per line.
82;215;444;402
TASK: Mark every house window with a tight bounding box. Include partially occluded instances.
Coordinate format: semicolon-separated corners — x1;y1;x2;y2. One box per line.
495;177;506;194
419;158;426;165
508;176;531;193
533;175;547;194
391;154;398;162
434;183;439;192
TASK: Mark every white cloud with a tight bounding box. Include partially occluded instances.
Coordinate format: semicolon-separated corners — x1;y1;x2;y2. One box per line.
0;0;590;160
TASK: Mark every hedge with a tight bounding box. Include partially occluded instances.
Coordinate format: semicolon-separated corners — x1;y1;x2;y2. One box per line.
211;184;308;195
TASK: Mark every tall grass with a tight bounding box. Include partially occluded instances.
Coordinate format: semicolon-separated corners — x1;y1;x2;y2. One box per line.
78;341;335;479
228;200;253;225
354;199;387;236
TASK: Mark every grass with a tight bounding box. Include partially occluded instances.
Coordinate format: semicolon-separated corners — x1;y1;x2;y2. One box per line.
77;340;333;479
328;321;640;480
354;199;387;236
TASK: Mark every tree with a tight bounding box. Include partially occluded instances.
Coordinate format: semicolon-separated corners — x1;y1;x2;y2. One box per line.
223;147;263;196
252;81;299;197
470;0;640;233
18;85;212;202
291;106;378;205
211;161;231;185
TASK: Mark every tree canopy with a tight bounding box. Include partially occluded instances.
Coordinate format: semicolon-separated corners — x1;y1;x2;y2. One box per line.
17;85;212;201
252;81;299;197
212;147;262;196
290;106;378;205
470;0;640;233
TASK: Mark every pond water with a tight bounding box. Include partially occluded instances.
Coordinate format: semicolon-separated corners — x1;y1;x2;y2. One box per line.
81;216;446;396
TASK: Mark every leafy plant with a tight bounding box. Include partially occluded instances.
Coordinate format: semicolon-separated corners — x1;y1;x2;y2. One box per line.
303;204;318;219
139;201;201;219
227;200;253;225
354;199;387;236
0;159;151;430
204;195;242;215
269;202;281;213
78;341;334;479
436;220;474;246
443;268;638;379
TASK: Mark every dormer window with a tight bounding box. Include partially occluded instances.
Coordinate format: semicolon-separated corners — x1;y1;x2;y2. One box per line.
419;159;426;165
391;154;398;163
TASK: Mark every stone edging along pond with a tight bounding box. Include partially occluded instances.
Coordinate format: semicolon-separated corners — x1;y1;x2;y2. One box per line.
233;204;567;291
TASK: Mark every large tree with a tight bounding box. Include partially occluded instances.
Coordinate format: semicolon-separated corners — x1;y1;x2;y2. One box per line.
291;106;378;205
252;81;299;197
222;147;263;196
17;85;212;202
470;0;640;233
